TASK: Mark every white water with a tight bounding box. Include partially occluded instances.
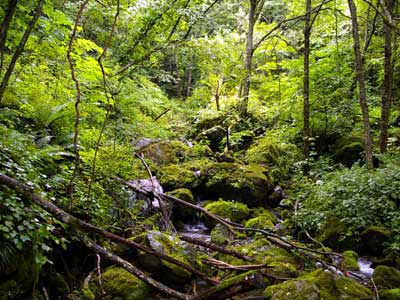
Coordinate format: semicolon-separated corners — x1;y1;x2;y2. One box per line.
180;222;210;242
357;258;374;277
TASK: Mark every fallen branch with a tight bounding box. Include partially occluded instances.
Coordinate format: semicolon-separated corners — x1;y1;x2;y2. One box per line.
203;258;269;271
179;235;253;262
0;173;218;286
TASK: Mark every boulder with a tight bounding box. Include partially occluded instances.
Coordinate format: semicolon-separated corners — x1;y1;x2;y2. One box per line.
210;223;235;245
360;226;391;256
373;266;400;290
379;289;400;300
264;269;372;300
137;231;202;285
140;140;189;165
158;164;201;190
196;125;226;151
204;162;273;207
340;250;359;271
204;200;250;223
91;266;150;300
316;217;357;251
167;188;196;222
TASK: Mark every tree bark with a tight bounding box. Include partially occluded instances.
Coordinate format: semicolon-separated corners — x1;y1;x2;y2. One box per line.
303;0;312;159
239;0;257;117
0;0;43;102
0;0;18;54
380;0;395;153
348;0;374;168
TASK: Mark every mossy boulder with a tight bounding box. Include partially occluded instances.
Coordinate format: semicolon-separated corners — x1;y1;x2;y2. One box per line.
210;223;235;245
373;266;400;289
92;267;150;300
380;288;400;300
158;164;201;190
141;140;190;166
80;288;95;300
205;200;250;223
196;125;226;151
341;250;359;271
167;188;196;222
332;137;364;167
138;231;203;284
360;226;391;256
317;217;357;251
244;215;276;232
264;269;372;300
204;162;273;207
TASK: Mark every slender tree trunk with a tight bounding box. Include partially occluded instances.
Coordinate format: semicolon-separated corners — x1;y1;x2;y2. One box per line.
380;0;395;153
240;0;256;116
0;0;18;54
215;78;221;111
303;0;312;159
348;0;374;168
0;0;43;102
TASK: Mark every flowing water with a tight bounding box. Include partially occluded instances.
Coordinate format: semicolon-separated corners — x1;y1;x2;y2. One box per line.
357;258;374;277
180;221;211;242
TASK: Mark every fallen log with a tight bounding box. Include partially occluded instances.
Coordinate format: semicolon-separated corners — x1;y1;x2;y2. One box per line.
0;173;217;287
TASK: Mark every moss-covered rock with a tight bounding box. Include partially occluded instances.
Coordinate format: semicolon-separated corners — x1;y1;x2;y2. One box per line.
138;231;203;284
205;200;250;223
244;215;276;232
80;288;95;300
48;271;70;296
332;136;364;167
210;223;235;245
373;265;400;289
204;162;273;207
93;267;150;300
380;288;400;300
341;250;359;271
141;140;190;165
158;164;201;190
317;217;357;251
167;188;196;222
196;125;226;151
264;269;372;300
360;226;391;256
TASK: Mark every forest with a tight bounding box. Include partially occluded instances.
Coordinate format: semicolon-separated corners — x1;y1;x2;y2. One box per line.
1;0;400;299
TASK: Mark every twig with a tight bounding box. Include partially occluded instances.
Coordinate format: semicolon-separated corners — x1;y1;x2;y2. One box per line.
154;108;171;121
203;257;269;271
96;254;104;296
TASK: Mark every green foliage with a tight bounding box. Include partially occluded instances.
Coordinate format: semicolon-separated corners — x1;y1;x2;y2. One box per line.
293;154;400;251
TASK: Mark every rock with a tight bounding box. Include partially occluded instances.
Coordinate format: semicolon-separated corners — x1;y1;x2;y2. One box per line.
80;288;95;300
138;231;202;284
360;226;391;256
244;215;276;232
372;265;400;289
316;217;357;251
267;186;287;207
205;200;250;223
167;188;196;222
332;136;364;167
379;288;400;300
264;269;372;300
210;223;234;245
196;125;226;151
91;266;150;300
131;137;160;149
204;162;273;207
340;250;359;271
141;140;190;165
158;164;201;190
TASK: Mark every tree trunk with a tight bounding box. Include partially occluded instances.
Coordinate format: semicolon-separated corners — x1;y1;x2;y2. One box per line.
380;0;395;153
0;0;18;54
239;0;257;116
303;0;312;159
0;0;43;102
348;0;374;168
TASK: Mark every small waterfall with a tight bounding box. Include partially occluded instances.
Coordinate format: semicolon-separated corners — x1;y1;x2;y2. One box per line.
357;258;374;277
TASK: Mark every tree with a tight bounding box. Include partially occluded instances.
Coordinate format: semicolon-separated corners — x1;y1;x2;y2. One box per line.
380;0;396;153
347;0;374;168
303;0;312;159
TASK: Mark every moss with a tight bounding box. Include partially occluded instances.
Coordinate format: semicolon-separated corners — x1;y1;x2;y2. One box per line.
264;269;371;300
210;224;234;245
373;266;400;289
250;208;278;223
360;226;391;256
0;280;21;300
245;215;276;232
205;200;250;223
141;140;190;165
332;137;364;167
99;267;150;300
48;272;70;295
341;250;359;271
204;162;273;207
317;217;357;251
380;288;400;300
158;164;200;190
80;288;95;300
167;188;196;221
